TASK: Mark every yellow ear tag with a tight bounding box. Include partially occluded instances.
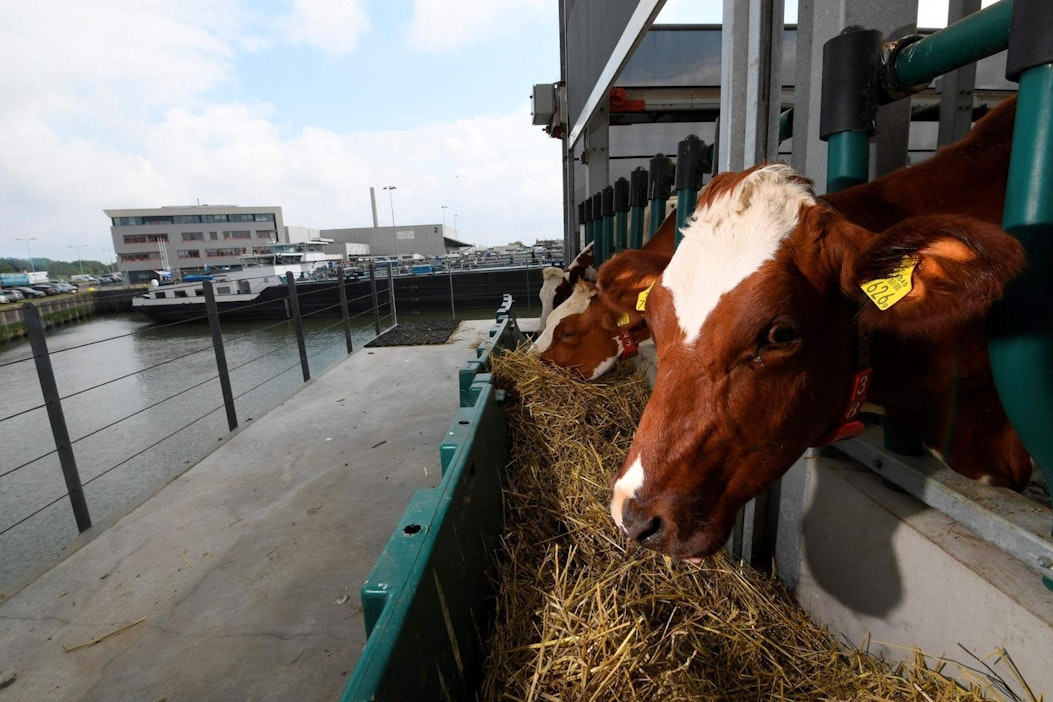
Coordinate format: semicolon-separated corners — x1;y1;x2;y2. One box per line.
616;313;631;327
860;257;916;311
636;283;654;312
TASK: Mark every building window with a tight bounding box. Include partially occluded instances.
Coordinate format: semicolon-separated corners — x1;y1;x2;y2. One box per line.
122;233;168;244
256;230;276;240
223;230;251;240
181;232;205;241
254;213;275;222
205;248;246;257
119;252;160;262
177;250;201;259
113;216;145;226
173;215;202;224
210;231;219;240
143;215;174;225
204;214;228;223
229;213;254;222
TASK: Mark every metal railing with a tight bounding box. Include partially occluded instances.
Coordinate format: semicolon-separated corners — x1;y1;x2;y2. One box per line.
0;265;398;593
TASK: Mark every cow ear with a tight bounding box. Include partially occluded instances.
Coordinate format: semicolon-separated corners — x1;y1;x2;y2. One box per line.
597;249;671;316
848;214;1025;336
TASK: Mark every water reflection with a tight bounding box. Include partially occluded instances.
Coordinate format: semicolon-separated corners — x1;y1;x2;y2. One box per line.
0;310;459;594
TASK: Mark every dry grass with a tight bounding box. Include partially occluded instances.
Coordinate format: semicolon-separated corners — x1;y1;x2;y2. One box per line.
482;348;1035;702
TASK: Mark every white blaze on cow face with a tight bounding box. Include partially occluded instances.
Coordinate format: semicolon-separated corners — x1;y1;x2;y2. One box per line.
530;282;596;353
662;164;816;344
611;457;645;531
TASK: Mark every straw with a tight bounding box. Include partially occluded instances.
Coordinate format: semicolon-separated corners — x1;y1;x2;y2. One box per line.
482;348;1033;702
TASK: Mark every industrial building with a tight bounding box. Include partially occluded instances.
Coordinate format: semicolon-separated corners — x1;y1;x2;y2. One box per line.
105;205;286;284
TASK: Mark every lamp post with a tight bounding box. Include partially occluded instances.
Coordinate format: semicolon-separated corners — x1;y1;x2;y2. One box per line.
16;236;38;274
101;249;116;275
67;244;86;275
383;185;398;264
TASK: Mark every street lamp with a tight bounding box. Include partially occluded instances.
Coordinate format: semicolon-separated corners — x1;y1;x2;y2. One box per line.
101;249;116;275
16;237;38;274
67;244;86;275
383;185;398;263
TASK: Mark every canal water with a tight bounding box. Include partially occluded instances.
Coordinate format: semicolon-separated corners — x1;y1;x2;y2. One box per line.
0;309;489;595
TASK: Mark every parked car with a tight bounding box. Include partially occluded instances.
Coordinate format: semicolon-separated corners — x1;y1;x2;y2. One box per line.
51;281;77;293
0;293;10;304
16;286;45;298
1;288;24;301
29;284;61;296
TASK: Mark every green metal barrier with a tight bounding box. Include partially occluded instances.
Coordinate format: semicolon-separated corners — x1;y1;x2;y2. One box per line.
342;295;525;701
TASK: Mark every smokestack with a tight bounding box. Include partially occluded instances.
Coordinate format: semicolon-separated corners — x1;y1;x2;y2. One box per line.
370;187;379;228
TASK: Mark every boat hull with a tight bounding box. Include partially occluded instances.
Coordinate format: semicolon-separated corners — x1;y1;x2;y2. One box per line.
132;267;548;323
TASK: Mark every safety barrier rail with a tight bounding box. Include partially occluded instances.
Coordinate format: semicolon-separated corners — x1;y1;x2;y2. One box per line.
341;294;525;701
0;266;397;594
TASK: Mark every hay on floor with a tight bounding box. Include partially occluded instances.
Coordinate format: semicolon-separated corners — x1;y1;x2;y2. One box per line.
483;349;1034;702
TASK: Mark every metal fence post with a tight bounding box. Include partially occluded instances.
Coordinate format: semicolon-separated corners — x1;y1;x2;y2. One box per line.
337;266;353;354
23;303;92;532
388;261;399;326
369;260;382;335
285;271;311;381
202;281;238;431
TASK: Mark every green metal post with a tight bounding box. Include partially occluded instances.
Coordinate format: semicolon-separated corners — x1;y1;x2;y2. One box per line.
629;167;647;249
673;135;706;248
893;0;1012;88
989;63;1053;483
613;177;629;253
648;154;673;239
826;130;871;193
600;186;614;263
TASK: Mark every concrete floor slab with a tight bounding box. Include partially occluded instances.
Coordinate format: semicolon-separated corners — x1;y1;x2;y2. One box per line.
0;319;508;702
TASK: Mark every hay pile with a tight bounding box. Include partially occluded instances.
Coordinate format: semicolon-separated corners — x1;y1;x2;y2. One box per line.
483;349;1031;701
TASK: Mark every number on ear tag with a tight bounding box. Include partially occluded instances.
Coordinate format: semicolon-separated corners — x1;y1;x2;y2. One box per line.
617;313;631;327
636;283;654;312
861;257;916;311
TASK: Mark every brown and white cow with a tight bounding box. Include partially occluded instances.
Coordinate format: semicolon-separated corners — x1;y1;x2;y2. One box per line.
602;162;1032;561
531;210;677;378
538;242;597;333
533;96;1018;381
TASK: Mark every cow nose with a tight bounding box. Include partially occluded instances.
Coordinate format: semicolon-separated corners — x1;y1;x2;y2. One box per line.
620;498;663;545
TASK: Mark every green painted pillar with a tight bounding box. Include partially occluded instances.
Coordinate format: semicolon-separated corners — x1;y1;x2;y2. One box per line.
628;167;647;249
600;186;614;264
613;177;629;253
673;135;706;248
989;8;1053;484
647;153;673;240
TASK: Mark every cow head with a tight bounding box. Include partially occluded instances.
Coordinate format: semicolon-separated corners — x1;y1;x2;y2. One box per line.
538;242;597;333
531;279;649;379
602;163;1026;560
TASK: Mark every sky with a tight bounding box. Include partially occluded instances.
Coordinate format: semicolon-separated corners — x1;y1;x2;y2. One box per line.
0;0;976;263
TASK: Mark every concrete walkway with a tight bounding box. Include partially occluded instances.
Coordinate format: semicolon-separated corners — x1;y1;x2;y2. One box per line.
0;319;509;701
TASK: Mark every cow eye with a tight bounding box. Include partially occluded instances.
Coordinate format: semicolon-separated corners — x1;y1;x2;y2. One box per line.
559;328;578;341
766;319;800;346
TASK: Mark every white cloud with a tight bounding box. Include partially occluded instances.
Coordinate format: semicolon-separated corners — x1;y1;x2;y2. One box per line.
283;0;371;56
407;0;550;52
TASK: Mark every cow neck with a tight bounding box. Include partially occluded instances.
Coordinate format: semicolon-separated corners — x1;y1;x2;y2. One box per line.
814;324;873;446
615;313;642;360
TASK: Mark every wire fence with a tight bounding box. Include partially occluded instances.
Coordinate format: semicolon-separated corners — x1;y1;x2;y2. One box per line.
0;264;406;594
